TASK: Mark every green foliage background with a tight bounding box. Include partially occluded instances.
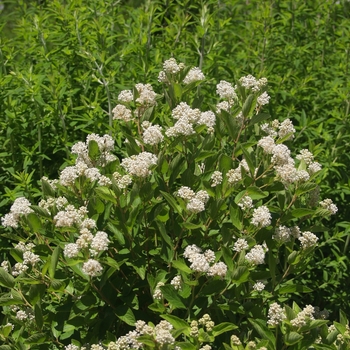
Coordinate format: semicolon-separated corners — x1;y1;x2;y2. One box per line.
0;0;349;336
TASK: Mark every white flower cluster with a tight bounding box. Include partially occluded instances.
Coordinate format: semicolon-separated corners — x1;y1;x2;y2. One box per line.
298;231;318;249
10;242;40;276
183;244;227;277
267;302;286;326
238;195;253;210
153;281;165;300
170;275;182;290
245;242;268;265
41;176;59;190
113;172;132;189
216;80;237;100
210;171;223;187
273;225;292;242
82;259;103;277
59;134;116;186
112;104;133;122
226;159;250;185
158;58;205;85
257;91;270;106
121;152;158;177
239;75;267;92
183;67;205;84
319;198;338;215
175;186;209;213
166;102;215;136
118;90;133;103
233;238;249;252
251;206;271;227
54;205;88;228
253;281;265;292
64;229;109;259
258;128;322;185
198;314;215;332
290;305;315;327
1;197;33;228
142;121;164;145
38;196;68;214
108;319;174;350
135;83;157;107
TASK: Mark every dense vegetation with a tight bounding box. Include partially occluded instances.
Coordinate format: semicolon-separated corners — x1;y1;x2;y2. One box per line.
0;0;349;349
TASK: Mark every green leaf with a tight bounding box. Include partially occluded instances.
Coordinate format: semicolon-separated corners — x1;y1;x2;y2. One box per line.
230;203;243;230
160;285;187;309
171;260;192;274
88;139;100;160
107;222;125;245
176;343;197;350
0;346;13;350
242;94;256;118
160;190;183;215
295;182;318;196
231;266;250;284
27;212;42;231
41;178;56;197
28;284;46;306
248;318;276;349
249;112;270;126
35;304;44;329
0;267;15;288
0;296;24;306
24;333;47;344
284;331;303;345
115;305;136;326
212;322;238;336
160;314;190;335
235;187;268;203
221;246;234;271
199;279;226;296
291;208;315;218
95;187;117;204
49;246;61;279
278;284;313;294
137;335;156;347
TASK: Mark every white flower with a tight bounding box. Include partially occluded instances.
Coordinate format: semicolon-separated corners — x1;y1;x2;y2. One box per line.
271;144;291;166
143;124;164;145
278;118;295;139
233;238;249;252
251;206;271;227
319;198;338;215
216;80;237;99
118;90;133;103
298;231;318;249
308;161;322;174
183;67;205;84
82;259;103;277
245;244;267;265
153;282;164;300
238;195;253;210
135;83;157;106
258;136;275;154
211;171;223;187
290;305;315;327
273;226;292;242
198;111;216;129
1;197;33;228
112;104;133;122
267;302;286;326
253;282;265;292
296;149;314;165
176;186;195;200
187;198;205;213
121;152;157;177
65;345;80;350
207;262;227;278
257;91;270;106
90;231;110;254
64;243;80;258
170;276;182;290
163;58;180;74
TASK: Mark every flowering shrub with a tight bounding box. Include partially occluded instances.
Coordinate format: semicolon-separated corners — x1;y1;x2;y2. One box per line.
0;58;349;350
